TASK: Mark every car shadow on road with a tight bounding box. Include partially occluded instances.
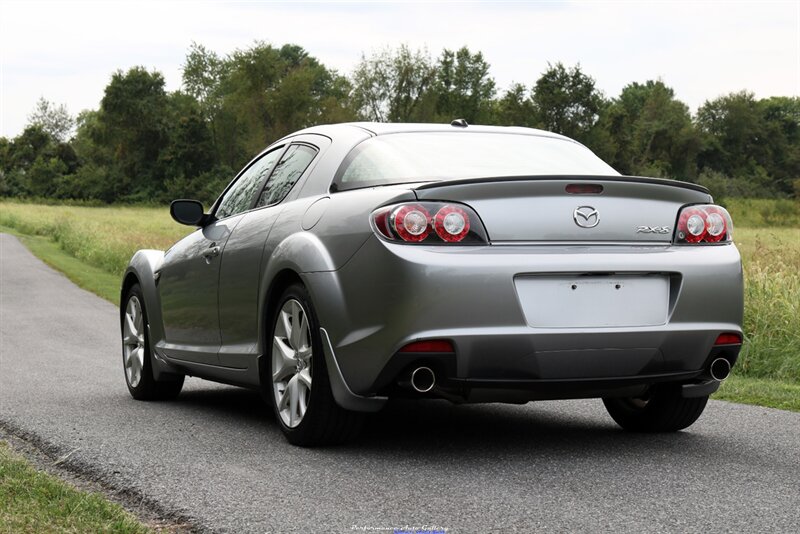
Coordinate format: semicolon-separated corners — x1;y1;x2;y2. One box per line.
171;385;716;460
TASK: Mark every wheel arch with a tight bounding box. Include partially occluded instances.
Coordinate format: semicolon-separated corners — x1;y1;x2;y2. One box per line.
257;268;304;385
121;249;178;379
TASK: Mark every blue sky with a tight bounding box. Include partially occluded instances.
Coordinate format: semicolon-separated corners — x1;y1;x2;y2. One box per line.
1;0;798;138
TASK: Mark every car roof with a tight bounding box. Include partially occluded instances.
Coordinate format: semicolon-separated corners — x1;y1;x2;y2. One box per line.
284;122;576;143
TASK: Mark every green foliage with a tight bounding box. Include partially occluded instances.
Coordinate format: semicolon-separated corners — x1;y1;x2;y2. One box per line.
26;97;75;143
434;46;496;123
0;42;797;204
601;80;701;178
351;45;437;122
531;62;606;144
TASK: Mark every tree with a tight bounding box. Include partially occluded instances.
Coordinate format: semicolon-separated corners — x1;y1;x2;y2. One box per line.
531;63;606;143
351;45;437;122
97;67;171;199
27;97;75;142
696;92;768;184
601;80;701;178
494;83;536;126
433;47;496;123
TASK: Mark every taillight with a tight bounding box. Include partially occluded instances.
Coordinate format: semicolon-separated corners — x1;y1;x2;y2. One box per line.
674;204;733;244
371;202;488;244
394;204;431;242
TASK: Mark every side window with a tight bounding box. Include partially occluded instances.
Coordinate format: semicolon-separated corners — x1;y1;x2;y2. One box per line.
216;148;283;219
256;145;317;208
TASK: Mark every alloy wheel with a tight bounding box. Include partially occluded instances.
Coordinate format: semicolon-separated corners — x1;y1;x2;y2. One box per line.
272;299;313;428
122;296;145;388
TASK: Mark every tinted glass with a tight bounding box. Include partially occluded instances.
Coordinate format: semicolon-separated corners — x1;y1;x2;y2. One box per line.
216;148;282;219
257;145;317;207
335;132;619;190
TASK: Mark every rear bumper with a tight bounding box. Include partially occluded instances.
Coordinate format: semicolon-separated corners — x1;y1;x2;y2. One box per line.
305;236;743;399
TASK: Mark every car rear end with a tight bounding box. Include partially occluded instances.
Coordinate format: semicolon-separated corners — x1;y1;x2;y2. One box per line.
311;128;743;411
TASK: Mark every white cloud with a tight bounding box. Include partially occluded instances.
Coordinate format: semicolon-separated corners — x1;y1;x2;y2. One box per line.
1;0;797;138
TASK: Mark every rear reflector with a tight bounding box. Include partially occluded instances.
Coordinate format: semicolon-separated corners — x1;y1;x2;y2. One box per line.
714;333;742;345
398;340;455;353
566;183;603;194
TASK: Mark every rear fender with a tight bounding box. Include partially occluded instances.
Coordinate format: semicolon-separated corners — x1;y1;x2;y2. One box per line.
257;232;386;412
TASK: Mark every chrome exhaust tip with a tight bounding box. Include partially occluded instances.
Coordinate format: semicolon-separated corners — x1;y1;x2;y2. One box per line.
410;366;436;393
710;358;731;381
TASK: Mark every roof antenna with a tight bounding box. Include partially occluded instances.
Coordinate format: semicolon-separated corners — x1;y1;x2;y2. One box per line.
450;118;468;128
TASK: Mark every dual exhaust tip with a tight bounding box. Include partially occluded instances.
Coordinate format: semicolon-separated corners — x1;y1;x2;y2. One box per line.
410;360;731;392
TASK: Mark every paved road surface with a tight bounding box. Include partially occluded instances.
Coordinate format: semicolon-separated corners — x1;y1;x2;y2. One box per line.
1;232;799;533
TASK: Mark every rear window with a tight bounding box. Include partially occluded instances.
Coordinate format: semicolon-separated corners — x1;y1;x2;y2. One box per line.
333;132;618;191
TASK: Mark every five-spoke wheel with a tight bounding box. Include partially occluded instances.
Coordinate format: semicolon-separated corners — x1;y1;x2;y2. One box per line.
122;295;146;388
272;299;314;428
121;283;184;400
267;284;363;446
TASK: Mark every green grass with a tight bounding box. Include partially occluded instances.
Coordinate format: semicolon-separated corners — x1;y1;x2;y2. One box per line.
733;227;800;381
0;201;190;277
0;441;152;533
713;375;800;412
721;197;800;227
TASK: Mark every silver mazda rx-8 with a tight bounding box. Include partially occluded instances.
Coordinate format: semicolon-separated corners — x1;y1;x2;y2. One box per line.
120;122;743;446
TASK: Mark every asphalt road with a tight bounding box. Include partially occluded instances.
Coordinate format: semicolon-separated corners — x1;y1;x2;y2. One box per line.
1;232;799;533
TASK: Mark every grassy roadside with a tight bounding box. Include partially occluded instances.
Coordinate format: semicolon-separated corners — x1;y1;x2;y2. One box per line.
0;441;152;533
1;224;120;302
714;375;800;412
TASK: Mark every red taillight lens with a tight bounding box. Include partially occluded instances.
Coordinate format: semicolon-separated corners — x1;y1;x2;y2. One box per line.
714;333;742;345
703;206;728;243
371;202;488;245
675;204;733;244
393;204;431;242
434;205;470;242
398;340;455;353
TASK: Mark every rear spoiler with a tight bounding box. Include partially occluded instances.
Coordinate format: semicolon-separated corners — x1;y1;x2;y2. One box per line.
413;174;710;194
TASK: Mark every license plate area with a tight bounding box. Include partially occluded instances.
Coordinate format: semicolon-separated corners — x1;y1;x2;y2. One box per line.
514;274;670;328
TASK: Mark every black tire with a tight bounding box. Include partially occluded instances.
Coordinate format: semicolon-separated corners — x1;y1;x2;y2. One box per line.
603;384;708;432
266;283;363;446
121;283;184;400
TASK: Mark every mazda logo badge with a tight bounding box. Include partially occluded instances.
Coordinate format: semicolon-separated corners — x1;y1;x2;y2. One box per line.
573;206;599;228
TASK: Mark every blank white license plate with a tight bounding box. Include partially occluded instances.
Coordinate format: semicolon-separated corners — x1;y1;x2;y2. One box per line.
514;275;669;328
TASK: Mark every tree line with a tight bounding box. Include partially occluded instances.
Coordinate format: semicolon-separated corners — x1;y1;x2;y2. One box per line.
1;42;798;205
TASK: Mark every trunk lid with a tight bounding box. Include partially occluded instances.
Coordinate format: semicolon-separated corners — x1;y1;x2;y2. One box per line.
413;176;711;243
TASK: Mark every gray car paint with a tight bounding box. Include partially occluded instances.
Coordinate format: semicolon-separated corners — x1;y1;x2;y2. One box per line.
122;122;743;412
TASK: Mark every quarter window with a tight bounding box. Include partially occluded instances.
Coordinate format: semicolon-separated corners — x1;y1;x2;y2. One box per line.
257;145;317;207
216;148;282;219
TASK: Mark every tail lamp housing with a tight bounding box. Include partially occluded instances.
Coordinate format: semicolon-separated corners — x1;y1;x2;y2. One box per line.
372;202;488;244
674;204;734;245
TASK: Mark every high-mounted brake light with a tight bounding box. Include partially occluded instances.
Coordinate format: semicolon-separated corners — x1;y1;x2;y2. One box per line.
566;184;604;194
674;204;733;244
371;201;488;245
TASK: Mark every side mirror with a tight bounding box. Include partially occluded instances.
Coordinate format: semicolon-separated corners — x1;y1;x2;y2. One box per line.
170;199;206;226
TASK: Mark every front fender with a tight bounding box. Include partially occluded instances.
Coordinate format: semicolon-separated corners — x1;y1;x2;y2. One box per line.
122;249;179;379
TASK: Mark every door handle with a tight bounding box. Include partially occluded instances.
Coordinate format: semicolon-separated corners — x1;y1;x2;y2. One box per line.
203;245;220;262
